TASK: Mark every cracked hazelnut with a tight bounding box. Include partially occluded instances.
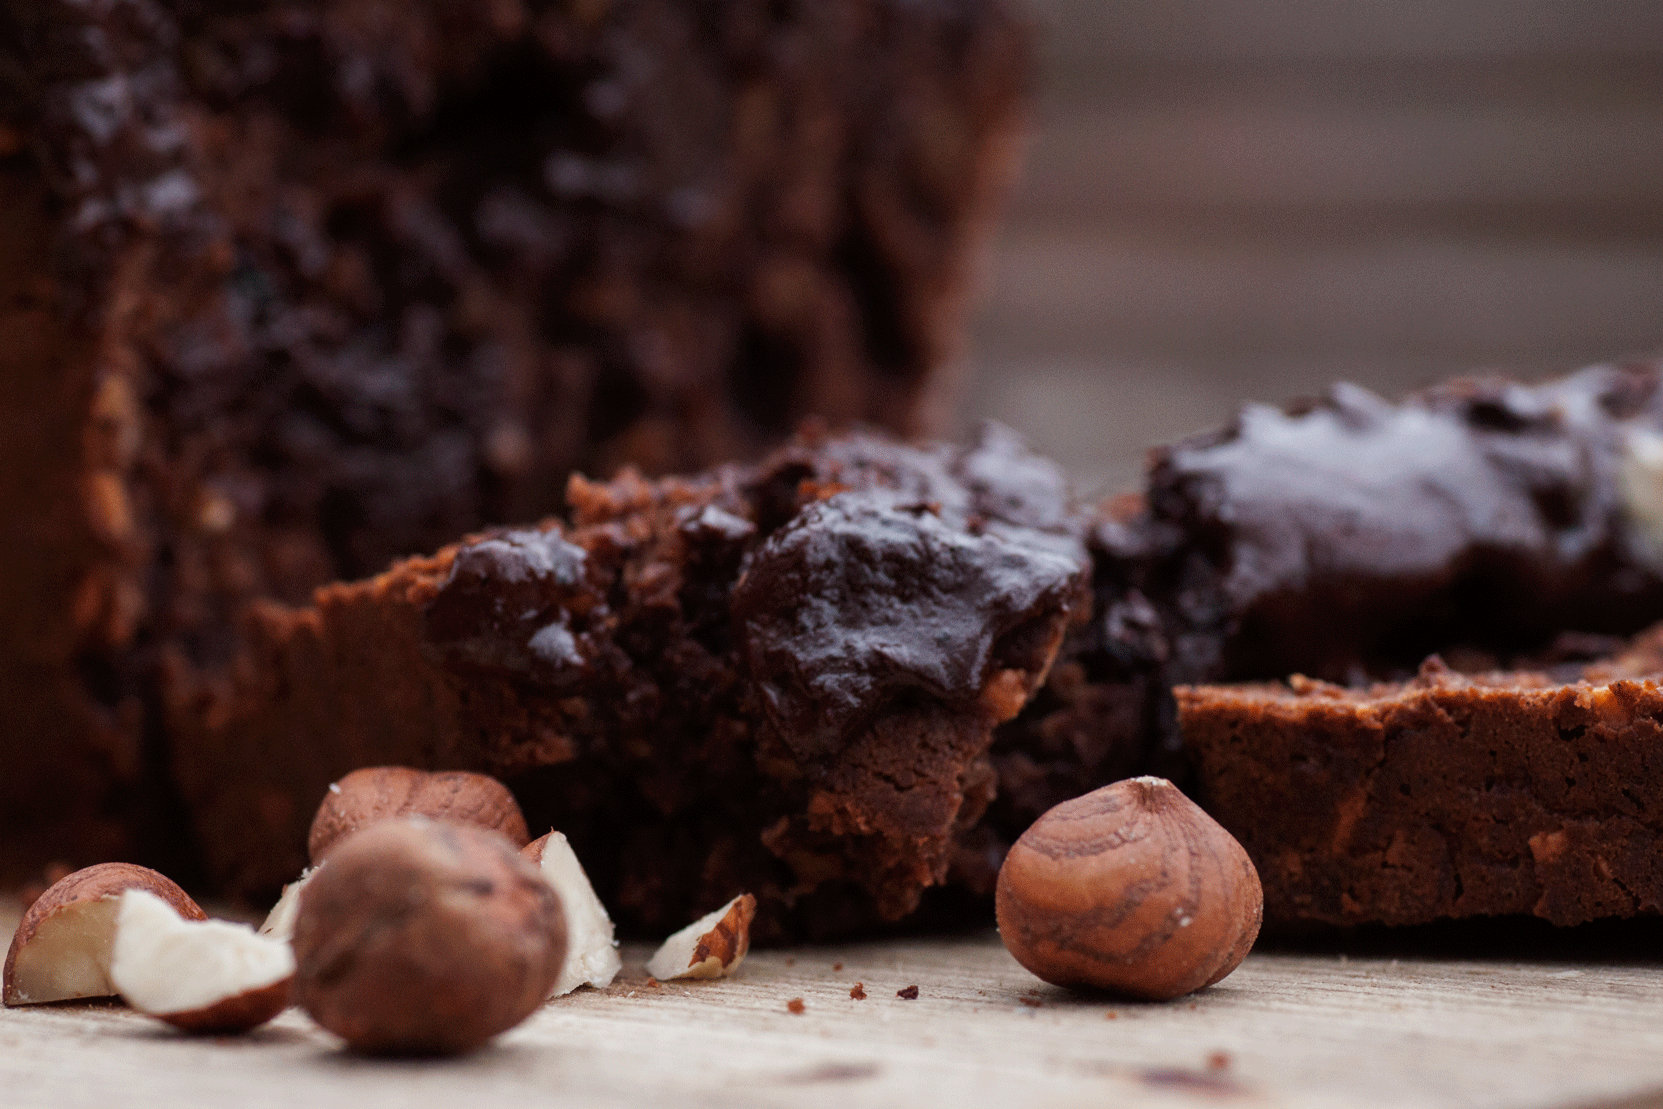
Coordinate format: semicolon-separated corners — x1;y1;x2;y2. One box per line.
291;818;565;1055
996;777;1262;1000
4;863;206;1007
308;767;529;863
109;889;293;1034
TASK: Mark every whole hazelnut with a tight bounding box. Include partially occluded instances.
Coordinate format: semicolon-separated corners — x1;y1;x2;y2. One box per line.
308;767;529;863
996;777;1262;1000
291;818;566;1055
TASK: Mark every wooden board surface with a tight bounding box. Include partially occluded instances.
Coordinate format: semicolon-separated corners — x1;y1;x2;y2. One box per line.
6;897;1663;1109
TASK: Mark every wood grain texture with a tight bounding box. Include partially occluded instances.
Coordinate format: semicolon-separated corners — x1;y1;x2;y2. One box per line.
1032;0;1663;63
5;897;1663;1109
956;2;1663;494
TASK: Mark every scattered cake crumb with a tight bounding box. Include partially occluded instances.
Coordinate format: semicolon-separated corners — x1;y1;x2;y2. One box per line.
1105;1012;1118;1020
833;962;843;971
787;998;805;1014
1019;996;1043;1008
645;977;661;988
1207;1052;1231;1071
897;985;919;1000
850;983;867;1000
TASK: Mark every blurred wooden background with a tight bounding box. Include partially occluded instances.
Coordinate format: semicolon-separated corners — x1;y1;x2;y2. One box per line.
957;0;1663;494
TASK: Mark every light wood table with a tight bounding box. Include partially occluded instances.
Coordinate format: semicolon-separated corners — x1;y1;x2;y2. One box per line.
5;898;1663;1109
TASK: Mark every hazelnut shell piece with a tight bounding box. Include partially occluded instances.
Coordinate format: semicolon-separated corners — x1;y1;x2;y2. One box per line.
308;767;530;863
4;863;206;1007
291;818;566;1055
996;777;1263;1001
158;978;293;1034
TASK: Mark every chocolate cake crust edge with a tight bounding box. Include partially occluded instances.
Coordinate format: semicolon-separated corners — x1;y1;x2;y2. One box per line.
1179;657;1663;929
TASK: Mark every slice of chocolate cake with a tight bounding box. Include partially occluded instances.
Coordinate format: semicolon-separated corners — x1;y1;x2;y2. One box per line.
991;361;1663;855
172;425;1089;937
0;0;1027;882
1178;633;1663;929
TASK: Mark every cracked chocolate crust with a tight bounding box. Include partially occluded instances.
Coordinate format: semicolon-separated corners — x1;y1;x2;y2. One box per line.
0;0;1027;883
1179;635;1663;929
172;425;1089;939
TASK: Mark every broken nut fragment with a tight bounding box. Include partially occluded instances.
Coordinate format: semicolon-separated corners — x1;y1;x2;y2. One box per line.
521;832;620;996
291;818;566;1055
257;866;318;945
644;893;756;981
110;889;294;1034
3;863;206;1007
307;766;530;863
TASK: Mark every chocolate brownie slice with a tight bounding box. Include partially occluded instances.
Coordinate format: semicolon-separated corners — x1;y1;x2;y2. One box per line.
172;425;1089;937
1178;633;1663;928
991;362;1663;854
0;0;1026;882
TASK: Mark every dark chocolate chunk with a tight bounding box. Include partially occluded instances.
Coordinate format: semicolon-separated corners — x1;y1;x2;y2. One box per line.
426;529;593;677
735;489;1086;756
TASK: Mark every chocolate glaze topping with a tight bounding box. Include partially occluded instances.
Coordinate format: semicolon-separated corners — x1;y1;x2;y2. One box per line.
1150;365;1663;683
735;489;1084;759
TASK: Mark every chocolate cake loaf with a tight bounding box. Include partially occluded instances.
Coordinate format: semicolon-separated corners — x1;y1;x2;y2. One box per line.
172;425;1090;937
170;362;1663;935
989;362;1663;852
0;0;1026;882
1179;635;1663;928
